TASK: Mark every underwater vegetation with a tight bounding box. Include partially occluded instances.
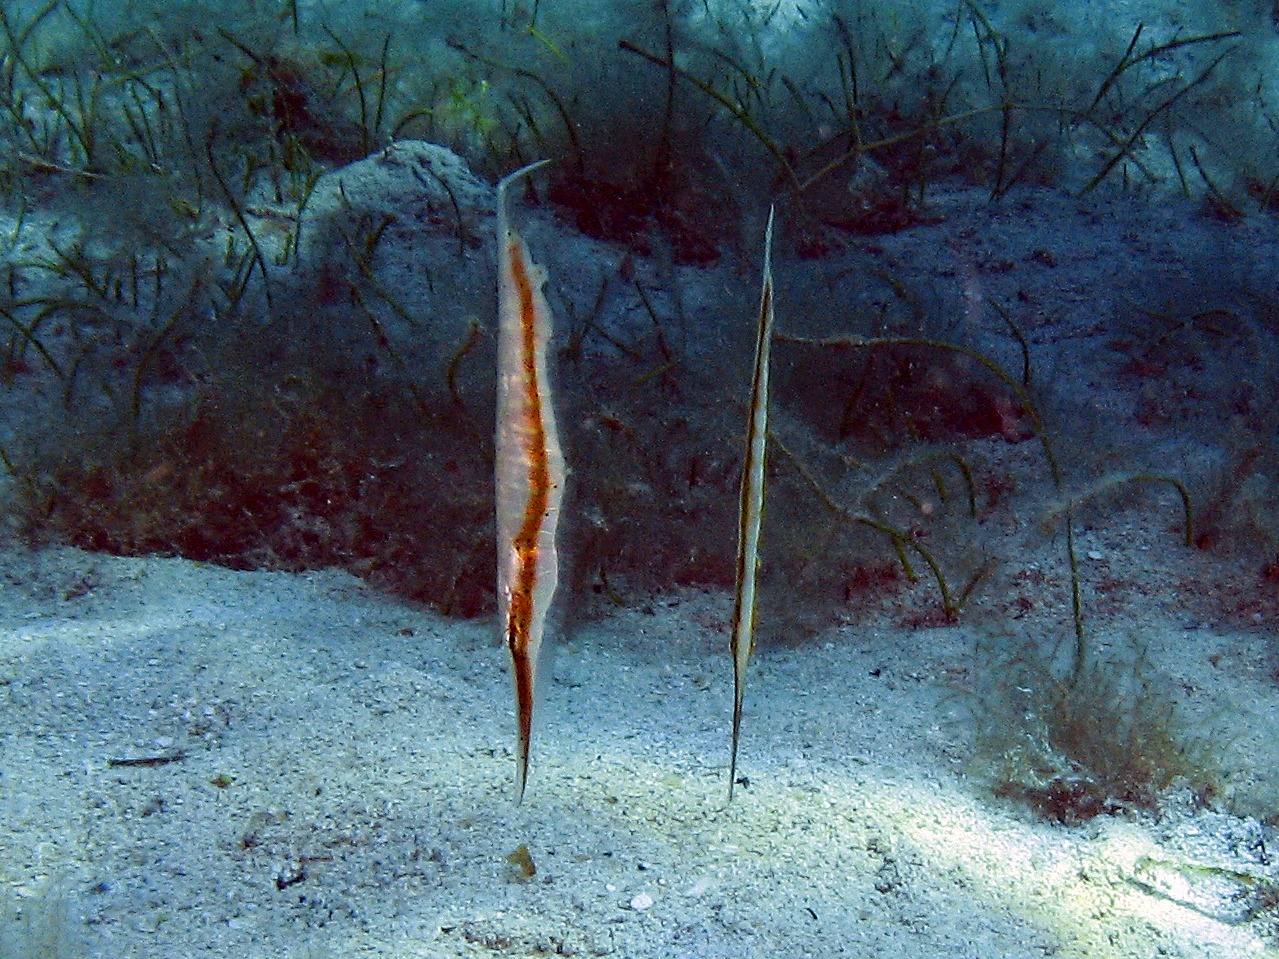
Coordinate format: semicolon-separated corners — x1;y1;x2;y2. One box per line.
961;632;1222;825
0;0;1272;273
0;1;1269;618
0;0;1271;606
19;374;497;611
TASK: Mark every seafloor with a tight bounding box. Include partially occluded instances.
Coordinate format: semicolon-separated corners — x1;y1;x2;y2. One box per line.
1;171;1278;959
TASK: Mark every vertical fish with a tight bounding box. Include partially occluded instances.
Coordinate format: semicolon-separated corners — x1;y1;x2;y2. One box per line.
495;159;564;802
729;206;776;801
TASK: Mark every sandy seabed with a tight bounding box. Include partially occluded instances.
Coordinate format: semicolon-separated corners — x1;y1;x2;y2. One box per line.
0;539;1276;959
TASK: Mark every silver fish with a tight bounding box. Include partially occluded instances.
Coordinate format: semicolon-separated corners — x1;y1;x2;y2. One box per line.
729;205;776;801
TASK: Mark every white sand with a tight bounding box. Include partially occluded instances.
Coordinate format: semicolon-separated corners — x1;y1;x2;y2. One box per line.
1;542;1275;958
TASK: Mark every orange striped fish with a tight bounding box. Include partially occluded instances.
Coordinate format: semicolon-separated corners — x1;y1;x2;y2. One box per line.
729;205;776;801
495;159;564;802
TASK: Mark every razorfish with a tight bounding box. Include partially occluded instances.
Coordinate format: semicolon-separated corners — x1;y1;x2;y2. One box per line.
495;159;564;803
729;205;776;801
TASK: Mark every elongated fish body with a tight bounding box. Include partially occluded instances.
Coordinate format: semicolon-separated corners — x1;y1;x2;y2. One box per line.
495;159;564;802
729;206;776;802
